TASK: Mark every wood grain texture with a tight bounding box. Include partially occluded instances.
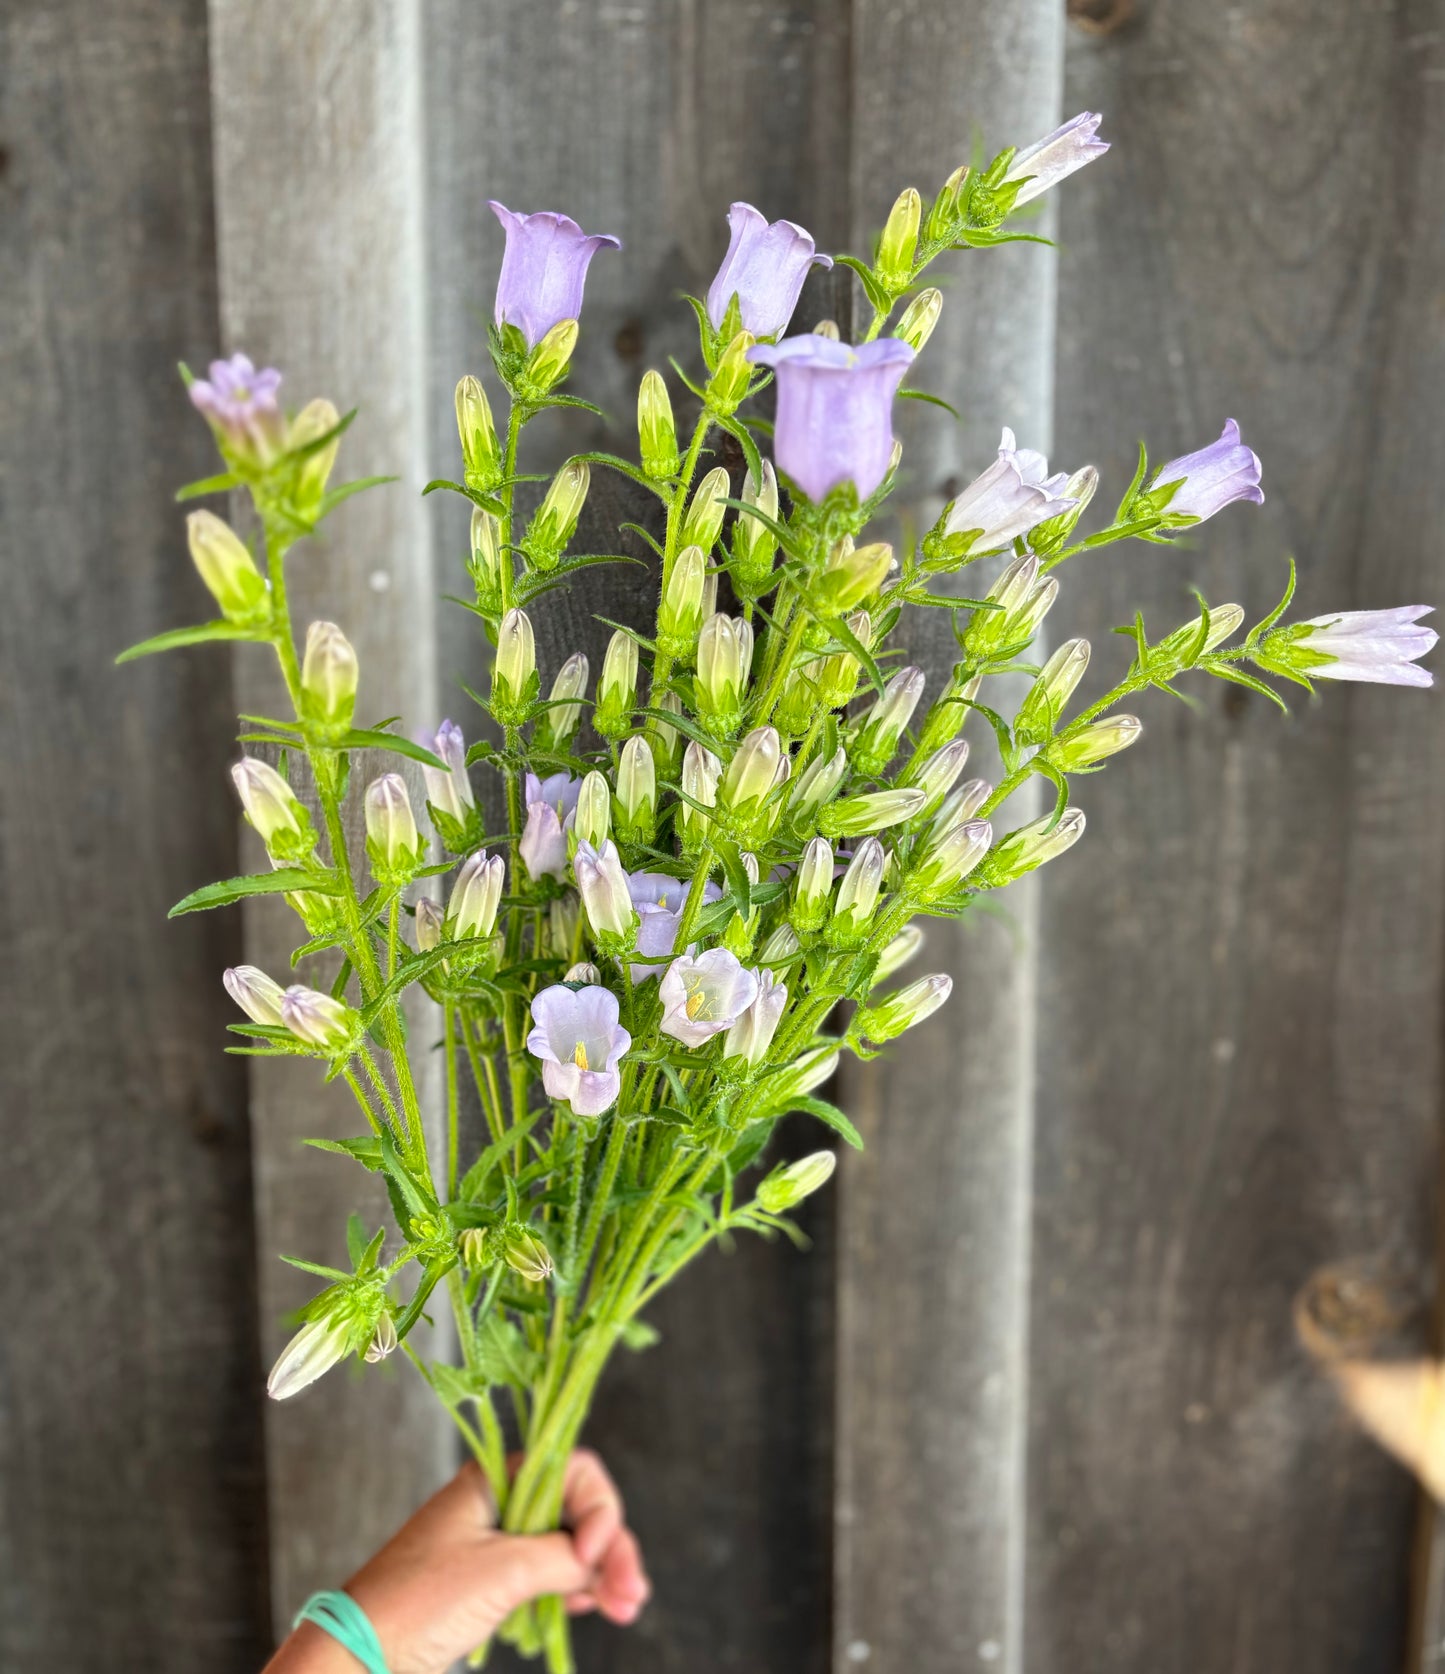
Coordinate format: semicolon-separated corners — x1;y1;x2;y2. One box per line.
423;5;849;1667
1029;5;1445;1672
206;0;453;1633
0;3;270;1668
833;7;1063;1672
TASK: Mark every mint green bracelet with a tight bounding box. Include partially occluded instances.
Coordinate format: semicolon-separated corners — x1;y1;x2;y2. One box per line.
293;1590;391;1674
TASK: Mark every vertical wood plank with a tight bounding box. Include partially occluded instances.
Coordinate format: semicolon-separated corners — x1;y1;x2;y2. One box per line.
423;5;849;1667
1029;4;1445;1672
0;3;270;1669
206;0;452;1632
833;7;1063;1672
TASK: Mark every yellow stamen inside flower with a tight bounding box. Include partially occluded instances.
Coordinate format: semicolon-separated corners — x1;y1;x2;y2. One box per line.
685;987;708;1021
573;1040;590;1070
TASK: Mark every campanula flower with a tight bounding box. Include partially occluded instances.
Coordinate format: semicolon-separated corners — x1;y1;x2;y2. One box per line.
189;352;285;463
1149;419;1264;523
659;948;760;1049
1005;112;1109;206
422;719;475;823
706;203;832;339
527;983;631;1116
488;203;622;347
626;870;723;983
520;771;582;881
1274;606;1438;688
943;428;1077;552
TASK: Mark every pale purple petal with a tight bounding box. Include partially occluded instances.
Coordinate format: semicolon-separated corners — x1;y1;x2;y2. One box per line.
944;429;1076;550
489;202;622;348
1295;606;1437;687
706;202;833;338
1005;111;1110;207
527;983;630;1115
1153;419;1264;522
659;949;761;1049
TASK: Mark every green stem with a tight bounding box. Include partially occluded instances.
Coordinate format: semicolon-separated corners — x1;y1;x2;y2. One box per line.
444;1000;461;1198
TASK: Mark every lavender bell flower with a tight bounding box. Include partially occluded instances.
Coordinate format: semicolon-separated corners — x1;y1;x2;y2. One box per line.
723;967;789;1067
421;719;475;823
626;870;724;983
659;949;760;1049
527;984;631;1117
1288;607;1438;688
1150;419;1264;523
573;839;636;939
944;428;1078;551
519;771;582;882
488;202;622;348
747;335;915;504
706;203;833;340
1004;111;1110;206
189;353;286;463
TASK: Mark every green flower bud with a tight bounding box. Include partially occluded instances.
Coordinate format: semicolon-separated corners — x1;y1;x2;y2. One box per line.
1027;464;1100;556
455;374;501;491
536;652;588;751
912;669;981;759
909;739;971;816
365;773;422;878
679;741;721;853
732;461;780;602
574;770;612;849
503;1226;554;1282
786;746;847;834
826;837;886;948
907;817;992;903
927;163;970;241
893;287;942;353
873;922;924;984
449;852;505;940
701;563;720;620
759;923;801;965
549;893;580;960
707;330;756;418
523;459;589;572
812;319;842;340
851;665;925;776
595;629;638;739
876;186;922;290
458;1227;493;1268
929;778;992;841
614;735;657;843
757;1149;837;1214
523;318;579;397
279;984;357;1053
1015;638;1091;747
187;510;268;621
791;836;834;933
720;726;784;819
231;756;311;852
658;544;706;660
301;620;358;733
776;660;823;738
1160;602;1245;663
818;540;893;614
962;554;1050;661
414;897;444;952
855;972;953;1047
647;686;684;775
819;787;926;840
491;607;537;724
973;807;1086;888
468;506;508;612
695;613;753;734
267;1315;353;1400
679;466;731;555
287;398;342;517
1049;715;1141;771
815;612;871;711
638;369;681;480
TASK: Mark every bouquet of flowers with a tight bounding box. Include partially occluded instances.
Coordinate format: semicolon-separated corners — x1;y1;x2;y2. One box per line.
124;109;1435;1670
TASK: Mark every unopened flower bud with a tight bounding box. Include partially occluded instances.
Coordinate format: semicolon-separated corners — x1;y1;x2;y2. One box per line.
893;287;942;353
812;319;842;340
820;787;926;839
776;1044;840;1100
491;608;537;722
469;507;508;611
287;398;342;515
914;669;981;757
851;665;925;775
1050;715;1142;771
267;1316;352;1401
819;540;893;613
574;839;637;942
280;984;355;1051
594;630;638;739
365;774;421;876
422;718;475;827
877;186;922;289
962;554;1043;660
827;836;886;945
455;374;501;491
414;897;444;952
615;735;657;842
760;923;801;965
975;807;1086;887
930;779;992;840
909;739;971;813
1161;602;1245;662
927;163;970;240
638;369;680;480
187;510;268;620
658;544;706;659
792;836;835;932
364;1312;399;1364
523;459;590;572
695;613;752;733
503;1226;554;1282
720;726;783;817
701;564;720;620
549;894;580;960
224;964;286;1026
874;922;924;984
458;1227;492;1268
908;817;992;902
1015;638;1091;746
231;756;308;849
816;612;871;711
855;972;952;1047
574;770;612;849
786;746;847;833
524;318;579;396
449;851;505;939
679;741;722;852
732;461;780;602
301;621;358;732
776;660;822;737
565;961;602;984
757;1149;837;1214
679;466;731;555
707;330;756;417
537;652;588;750
647;686;684;774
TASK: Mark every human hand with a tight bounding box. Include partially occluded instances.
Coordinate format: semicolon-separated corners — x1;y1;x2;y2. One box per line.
266;1450;649;1674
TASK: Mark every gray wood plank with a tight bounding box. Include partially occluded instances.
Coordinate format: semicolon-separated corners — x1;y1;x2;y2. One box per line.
1029;5;1445;1672
833;7;1063;1673
423;4;849;1667
0;2;270;1668
206;0;453;1633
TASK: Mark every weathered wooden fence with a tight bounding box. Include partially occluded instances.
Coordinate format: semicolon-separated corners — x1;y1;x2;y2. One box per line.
4;2;1444;1670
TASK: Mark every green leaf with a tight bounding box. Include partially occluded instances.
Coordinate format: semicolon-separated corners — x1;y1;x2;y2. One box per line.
539;394;611;420
458;1113;542;1202
306;1136;384;1172
116;620;270;665
516;552;649;604
718;497;803;559
825;612;887;698
1204;660;1291;713
635;704;723;756
285;406;358;462
565;451;670;501
899;387;961;420
834;254;891;314
714;415;764;492
793;1095;864;1150
1248;555;1298;644
318;476;398;518
422;478;504;515
279;1254;352;1282
169;867;342;918
337;728;447;769
175;471;239;502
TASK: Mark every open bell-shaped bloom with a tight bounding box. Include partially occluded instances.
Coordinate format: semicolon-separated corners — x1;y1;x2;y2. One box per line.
1150;419;1264;523
1287;606;1438;688
189;352;285;462
626;870;724;983
944;428;1077;551
706;203;833;339
659;949;760;1049
747;335;914;504
1004;112;1109;206
520;770;582;881
527;983;631;1116
488;202;622;347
